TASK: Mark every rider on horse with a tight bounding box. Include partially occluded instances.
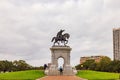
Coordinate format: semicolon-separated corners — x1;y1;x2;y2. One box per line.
51;29;70;46
56;29;65;39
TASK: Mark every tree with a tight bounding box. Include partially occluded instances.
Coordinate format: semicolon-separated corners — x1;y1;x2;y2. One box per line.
0;61;4;72
115;61;120;72
13;60;32;71
95;56;111;71
107;60;120;72
82;59;96;70
75;64;82;70
0;60;13;72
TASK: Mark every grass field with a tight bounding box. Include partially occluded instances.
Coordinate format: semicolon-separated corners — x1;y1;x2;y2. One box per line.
0;70;45;80
77;70;120;80
0;70;119;80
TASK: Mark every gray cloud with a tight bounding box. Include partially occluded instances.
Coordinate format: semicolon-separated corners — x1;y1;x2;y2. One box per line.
0;0;120;66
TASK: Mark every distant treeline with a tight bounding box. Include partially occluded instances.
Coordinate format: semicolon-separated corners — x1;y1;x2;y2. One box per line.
0;60;43;73
75;56;120;73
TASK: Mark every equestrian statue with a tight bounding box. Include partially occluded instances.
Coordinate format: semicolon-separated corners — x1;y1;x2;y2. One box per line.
51;29;70;46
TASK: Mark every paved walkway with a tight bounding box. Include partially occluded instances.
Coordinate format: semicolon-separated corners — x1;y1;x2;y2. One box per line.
37;76;86;80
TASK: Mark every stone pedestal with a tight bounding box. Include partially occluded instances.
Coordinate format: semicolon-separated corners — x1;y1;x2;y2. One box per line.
45;46;77;76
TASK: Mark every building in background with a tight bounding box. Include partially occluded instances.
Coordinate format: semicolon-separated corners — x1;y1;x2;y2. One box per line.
113;28;120;61
80;55;105;64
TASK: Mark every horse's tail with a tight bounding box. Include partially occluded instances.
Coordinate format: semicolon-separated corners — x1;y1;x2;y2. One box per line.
51;37;55;42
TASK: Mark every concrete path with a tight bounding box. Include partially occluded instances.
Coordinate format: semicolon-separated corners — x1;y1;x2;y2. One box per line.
37;76;86;80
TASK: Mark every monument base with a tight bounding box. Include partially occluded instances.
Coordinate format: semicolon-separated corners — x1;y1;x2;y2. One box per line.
45;46;77;76
46;64;76;76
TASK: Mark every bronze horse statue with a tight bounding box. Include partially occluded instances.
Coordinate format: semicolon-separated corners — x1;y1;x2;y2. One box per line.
51;30;70;46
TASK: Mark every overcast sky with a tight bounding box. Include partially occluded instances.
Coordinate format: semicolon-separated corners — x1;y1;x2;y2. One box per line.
0;0;120;67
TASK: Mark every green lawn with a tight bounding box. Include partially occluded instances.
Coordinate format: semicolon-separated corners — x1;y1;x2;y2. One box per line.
0;70;45;80
0;70;119;80
77;70;120;80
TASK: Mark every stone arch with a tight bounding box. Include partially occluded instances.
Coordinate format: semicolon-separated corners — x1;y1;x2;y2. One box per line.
47;46;76;75
57;56;65;68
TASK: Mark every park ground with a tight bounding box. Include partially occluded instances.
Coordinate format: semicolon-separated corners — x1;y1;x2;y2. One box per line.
0;70;119;80
77;70;119;80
